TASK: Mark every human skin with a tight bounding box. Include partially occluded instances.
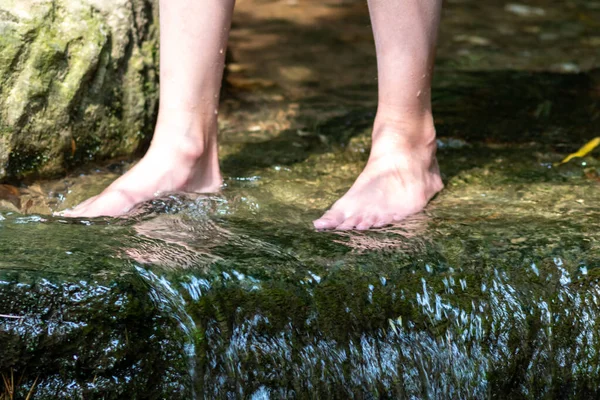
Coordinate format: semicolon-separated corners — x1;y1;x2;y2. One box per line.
61;0;444;231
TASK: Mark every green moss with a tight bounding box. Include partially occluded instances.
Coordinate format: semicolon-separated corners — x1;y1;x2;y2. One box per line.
0;0;159;181
4;146;47;178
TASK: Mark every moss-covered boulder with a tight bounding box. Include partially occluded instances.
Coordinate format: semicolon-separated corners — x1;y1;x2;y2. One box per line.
0;0;158;180
0;193;599;398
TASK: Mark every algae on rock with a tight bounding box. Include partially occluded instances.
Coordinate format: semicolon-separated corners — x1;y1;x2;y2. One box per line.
0;0;159;180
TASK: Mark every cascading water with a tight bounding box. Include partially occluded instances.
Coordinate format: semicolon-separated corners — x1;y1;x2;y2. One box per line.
135;266;199;400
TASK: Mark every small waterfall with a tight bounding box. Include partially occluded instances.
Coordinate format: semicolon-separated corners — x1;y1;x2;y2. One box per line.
135;266;199;399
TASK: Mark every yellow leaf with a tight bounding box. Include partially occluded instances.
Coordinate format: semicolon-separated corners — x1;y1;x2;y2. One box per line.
555;137;600;166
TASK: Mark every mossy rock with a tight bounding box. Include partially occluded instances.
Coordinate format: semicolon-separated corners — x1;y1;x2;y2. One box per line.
0;0;159;180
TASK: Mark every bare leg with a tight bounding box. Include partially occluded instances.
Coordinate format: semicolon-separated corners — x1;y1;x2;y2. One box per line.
61;0;234;217
313;0;444;230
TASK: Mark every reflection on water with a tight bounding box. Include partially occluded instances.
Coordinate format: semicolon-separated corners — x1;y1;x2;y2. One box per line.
330;213;431;253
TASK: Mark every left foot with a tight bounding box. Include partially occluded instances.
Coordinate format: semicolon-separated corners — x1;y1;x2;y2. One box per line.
58;113;222;218
313;116;443;230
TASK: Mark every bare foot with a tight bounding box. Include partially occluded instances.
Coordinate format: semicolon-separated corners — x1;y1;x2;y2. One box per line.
59;115;222;218
313;116;443;230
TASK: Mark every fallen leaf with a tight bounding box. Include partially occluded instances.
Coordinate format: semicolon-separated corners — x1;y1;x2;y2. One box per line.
584;169;600;182
0;184;21;210
555;137;600;166
0;184;19;196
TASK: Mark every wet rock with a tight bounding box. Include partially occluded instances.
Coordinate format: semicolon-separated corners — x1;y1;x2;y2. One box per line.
0;0;599;397
0;275;192;399
1;198;599;398
0;0;159;180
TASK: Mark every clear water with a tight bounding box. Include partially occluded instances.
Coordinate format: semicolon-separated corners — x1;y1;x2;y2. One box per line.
1;0;600;398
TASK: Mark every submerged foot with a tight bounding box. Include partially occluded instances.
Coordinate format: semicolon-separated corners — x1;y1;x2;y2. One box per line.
313;116;443;230
60;116;222;218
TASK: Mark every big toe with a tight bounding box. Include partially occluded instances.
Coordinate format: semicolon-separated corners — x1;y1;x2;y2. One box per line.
59;195;101;216
313;209;345;230
63;190;137;218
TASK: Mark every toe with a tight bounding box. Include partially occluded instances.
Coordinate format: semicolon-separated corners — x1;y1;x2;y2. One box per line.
356;215;377;230
61;190;137;218
336;215;363;231
392;213;409;222
313;209;345;230
372;215;393;229
60;201;95;218
80;190;137;217
58;195;100;217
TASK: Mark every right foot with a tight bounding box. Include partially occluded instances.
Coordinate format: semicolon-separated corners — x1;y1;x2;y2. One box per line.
60;114;222;218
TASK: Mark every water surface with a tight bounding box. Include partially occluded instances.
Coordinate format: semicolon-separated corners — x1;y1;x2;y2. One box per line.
1;0;599;398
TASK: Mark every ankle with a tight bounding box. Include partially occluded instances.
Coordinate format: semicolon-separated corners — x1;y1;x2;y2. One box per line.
372;111;436;151
149;133;218;164
149;110;219;161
